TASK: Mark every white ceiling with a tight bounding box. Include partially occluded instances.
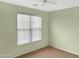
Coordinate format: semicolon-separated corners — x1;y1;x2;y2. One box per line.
0;0;79;12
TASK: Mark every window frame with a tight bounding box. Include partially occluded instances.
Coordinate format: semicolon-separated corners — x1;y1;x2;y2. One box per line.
17;13;43;45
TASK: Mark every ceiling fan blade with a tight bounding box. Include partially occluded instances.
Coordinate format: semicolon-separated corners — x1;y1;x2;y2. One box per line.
41;2;46;7
47;1;56;4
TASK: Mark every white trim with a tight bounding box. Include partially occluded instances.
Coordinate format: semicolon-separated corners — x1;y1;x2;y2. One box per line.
50;45;79;56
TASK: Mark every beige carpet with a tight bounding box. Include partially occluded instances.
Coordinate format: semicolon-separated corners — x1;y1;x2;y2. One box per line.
17;47;79;58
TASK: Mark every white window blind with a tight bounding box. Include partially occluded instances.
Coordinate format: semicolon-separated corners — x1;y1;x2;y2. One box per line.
17;14;42;45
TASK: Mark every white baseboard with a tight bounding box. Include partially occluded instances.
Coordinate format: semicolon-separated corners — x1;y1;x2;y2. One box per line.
50;45;79;56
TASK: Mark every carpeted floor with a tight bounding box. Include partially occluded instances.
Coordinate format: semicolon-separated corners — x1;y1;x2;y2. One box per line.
17;46;79;58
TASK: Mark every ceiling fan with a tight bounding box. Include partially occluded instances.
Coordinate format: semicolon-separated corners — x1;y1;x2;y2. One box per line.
41;0;57;6
33;0;57;7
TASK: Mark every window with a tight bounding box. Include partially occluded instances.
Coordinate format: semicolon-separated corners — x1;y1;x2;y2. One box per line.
17;14;42;45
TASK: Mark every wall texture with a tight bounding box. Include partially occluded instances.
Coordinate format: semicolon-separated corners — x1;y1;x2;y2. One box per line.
0;2;48;57
49;7;79;55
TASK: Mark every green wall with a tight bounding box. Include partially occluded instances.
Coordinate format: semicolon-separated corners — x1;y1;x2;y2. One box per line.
49;7;79;55
0;2;48;57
